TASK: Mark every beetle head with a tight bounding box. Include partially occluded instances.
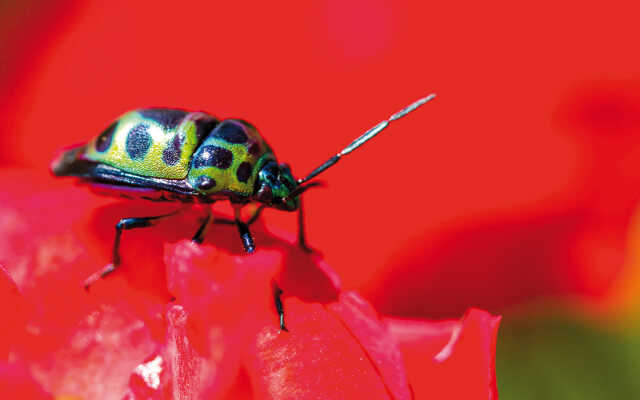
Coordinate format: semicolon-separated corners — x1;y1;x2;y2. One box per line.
254;161;299;211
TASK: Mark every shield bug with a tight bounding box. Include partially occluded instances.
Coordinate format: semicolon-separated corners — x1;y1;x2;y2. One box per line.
51;94;436;329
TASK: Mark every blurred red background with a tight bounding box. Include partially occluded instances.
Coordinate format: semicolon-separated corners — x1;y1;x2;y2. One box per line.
1;0;640;322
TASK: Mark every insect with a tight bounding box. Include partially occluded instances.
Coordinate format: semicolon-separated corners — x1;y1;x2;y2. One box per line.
51;94;436;330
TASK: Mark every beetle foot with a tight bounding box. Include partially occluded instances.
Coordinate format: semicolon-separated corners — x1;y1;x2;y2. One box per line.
280;314;289;332
298;242;315;254
83;263;116;291
274;285;288;331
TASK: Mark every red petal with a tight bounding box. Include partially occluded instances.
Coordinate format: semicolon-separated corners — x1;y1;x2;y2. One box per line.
26;305;157;399
246;298;393;399
0;170;502;398
386;309;501;399
124;353;168;399
0;265;26;359
158;241;284;398
164;241;281;332
327;291;411;400
0;362;52;400
161;304;242;400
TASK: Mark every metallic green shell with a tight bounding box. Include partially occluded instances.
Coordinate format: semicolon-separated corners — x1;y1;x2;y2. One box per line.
80;109;274;198
83;109;217;179
187;119;275;196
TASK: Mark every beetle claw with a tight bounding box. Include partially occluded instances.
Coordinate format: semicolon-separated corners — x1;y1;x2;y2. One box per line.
299;243;315;253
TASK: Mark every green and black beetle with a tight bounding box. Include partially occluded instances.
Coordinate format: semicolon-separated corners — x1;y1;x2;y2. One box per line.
52;94;435;329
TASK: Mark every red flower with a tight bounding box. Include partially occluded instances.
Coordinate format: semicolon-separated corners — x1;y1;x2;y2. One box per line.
4;1;640;322
0;170;500;399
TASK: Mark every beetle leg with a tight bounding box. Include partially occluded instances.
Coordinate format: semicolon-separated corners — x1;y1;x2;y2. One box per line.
246;204;266;225
213;204;265;226
192;208;213;243
234;206;255;253
297;196;314;253
84;211;179;290
273;284;288;331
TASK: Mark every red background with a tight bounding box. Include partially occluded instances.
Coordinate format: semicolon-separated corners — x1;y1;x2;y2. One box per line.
1;0;640;319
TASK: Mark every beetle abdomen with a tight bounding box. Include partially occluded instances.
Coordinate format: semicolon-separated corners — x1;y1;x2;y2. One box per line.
187;119;274;196
83;109;219;179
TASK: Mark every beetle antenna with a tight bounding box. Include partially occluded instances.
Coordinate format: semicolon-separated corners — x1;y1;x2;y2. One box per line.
287;180;325;199
296;93;436;185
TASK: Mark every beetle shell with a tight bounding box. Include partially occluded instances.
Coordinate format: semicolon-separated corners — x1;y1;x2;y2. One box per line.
187;119;274;196
78;108;274;197
84;109;219;179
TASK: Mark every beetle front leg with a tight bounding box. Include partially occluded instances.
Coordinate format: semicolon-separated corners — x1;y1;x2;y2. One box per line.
234;206;255;253
84;211;178;290
246;204;266;225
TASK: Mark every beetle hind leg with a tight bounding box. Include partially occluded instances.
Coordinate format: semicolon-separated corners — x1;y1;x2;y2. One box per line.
273;284;288;331
84;211;179;290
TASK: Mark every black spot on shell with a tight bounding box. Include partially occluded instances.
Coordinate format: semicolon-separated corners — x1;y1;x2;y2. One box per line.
195;117;219;140
212;121;249;144
195;175;216;190
162;134;183;166
248;142;261;156
95;121;116;152
138;109;187;129
236;162;253;183
192;145;233;169
126;124;152;160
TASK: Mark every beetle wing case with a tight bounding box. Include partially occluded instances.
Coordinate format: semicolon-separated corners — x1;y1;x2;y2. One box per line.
51;144;201;199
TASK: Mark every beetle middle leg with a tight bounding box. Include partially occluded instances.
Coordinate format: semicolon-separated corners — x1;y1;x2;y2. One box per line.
210;204;265;253
83;210;180;290
234;205;255;253
212;204;265;226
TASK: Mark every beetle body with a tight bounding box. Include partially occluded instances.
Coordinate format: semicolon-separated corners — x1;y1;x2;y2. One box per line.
51;96;435;330
53;108;298;210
